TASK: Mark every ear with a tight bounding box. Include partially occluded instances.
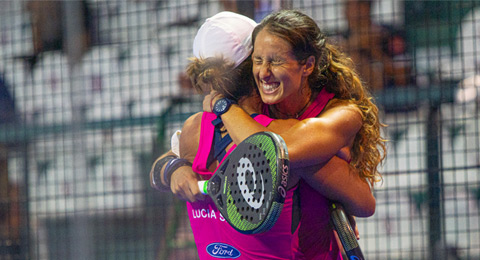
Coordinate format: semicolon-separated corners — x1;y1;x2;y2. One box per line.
302;56;315;77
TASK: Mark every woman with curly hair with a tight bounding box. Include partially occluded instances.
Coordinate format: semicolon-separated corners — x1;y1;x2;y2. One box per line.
203;9;386;259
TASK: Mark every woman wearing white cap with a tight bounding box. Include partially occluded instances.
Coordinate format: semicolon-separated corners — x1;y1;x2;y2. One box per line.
151;12;299;259
150;11;377;259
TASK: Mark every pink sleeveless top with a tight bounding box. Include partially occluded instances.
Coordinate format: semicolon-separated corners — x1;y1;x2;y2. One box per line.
264;88;343;260
187;112;296;260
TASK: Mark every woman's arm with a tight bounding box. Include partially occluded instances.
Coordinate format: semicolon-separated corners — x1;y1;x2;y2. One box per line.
149;112;205;202
205;93;362;169
295;156;375;217
170;112;206;202
149;150;178;191
284;154;375;217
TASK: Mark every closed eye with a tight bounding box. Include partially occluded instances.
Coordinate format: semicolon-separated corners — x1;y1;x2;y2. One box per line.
253;57;263;65
271;59;284;65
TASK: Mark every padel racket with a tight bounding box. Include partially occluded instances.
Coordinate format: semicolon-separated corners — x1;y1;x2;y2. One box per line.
330;202;365;260
197;131;289;234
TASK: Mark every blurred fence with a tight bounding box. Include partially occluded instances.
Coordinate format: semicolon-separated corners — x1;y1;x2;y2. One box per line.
0;1;479;259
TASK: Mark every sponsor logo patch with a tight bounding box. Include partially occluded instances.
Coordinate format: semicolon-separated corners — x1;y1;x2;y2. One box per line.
206;243;241;259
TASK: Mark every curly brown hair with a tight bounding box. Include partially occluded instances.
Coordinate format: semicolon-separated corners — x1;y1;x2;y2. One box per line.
253;9;386;186
324;43;387;186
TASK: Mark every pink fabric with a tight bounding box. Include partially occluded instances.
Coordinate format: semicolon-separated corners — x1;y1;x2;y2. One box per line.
291;182;342;260
290;89;342;260
191;112;217;176
261;88;341;259
188;112;294;260
297;88;335;121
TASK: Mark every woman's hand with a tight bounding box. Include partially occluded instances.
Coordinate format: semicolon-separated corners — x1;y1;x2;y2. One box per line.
169;166;205;202
348;215;360;240
203;91;224;113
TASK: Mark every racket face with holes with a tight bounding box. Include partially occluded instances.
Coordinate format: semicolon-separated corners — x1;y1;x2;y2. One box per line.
206;131;289;234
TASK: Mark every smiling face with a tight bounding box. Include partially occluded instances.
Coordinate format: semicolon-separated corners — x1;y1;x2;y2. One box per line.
252;29;314;111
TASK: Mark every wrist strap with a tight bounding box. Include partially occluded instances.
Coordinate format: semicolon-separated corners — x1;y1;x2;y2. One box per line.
163;158;193;187
152;155;177;190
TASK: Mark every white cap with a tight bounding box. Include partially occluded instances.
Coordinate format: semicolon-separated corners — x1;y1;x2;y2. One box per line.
193;11;257;68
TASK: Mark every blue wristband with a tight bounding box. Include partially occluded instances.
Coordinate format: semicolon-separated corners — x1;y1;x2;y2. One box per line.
163;158;192;186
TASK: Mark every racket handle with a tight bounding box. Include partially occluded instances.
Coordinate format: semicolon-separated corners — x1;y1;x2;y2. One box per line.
198;180;208;195
330;203;365;260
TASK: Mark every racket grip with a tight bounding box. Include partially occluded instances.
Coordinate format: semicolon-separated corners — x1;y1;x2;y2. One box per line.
330;203;365;260
198;180;208;195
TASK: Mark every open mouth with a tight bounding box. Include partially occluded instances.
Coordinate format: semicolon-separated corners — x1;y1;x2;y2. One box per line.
261;82;280;94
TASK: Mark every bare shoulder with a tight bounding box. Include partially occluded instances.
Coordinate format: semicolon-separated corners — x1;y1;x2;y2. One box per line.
324;98;361;112
182;112;203;133
321;98;362;122
294;98;363;138
179;112;203;160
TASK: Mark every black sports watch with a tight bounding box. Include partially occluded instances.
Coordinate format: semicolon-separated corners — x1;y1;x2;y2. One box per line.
213;97;236;117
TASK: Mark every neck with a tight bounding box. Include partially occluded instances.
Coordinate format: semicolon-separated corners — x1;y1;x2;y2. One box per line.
270;89;314;119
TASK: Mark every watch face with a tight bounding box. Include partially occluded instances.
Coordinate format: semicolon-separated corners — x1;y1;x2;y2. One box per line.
215;99;228;113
